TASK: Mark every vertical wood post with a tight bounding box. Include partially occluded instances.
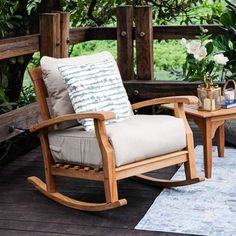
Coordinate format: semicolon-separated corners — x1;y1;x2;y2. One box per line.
40;13;61;58
116;6;134;81
60;12;70;58
135;6;154;80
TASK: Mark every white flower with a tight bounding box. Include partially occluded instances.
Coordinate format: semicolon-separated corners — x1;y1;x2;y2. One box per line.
181;38;187;46
213;53;229;65
186;41;201;54
202;28;209;33
194;46;207;61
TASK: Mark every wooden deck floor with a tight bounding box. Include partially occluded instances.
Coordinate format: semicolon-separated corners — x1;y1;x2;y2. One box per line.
0;121;203;236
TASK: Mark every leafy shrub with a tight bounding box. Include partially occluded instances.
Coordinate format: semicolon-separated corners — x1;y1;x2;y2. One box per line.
71;40;117;59
69;40;185;80
17;84;36;107
214;0;236;80
0;1;21;37
153;40;186;71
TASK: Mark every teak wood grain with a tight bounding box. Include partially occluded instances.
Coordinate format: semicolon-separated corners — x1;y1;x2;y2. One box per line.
0;34;39;60
116;6;134;81
163;103;236;178
0;23;226;61
27;67;204;211
135;6;154;80
40;13;61;58
60;12;70;58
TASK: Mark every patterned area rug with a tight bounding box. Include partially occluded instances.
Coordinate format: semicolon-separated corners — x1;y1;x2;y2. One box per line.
135;146;236;236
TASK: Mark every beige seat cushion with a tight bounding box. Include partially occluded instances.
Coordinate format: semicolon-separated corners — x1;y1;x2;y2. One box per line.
48;115;186;167
49;126;102;168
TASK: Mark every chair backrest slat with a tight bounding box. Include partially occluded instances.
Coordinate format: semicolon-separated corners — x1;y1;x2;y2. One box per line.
28;67;51;121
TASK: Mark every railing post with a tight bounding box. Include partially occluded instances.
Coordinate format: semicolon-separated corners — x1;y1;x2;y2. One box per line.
40;13;61;58
59;12;70;58
116;6;134;81
135;6;154;80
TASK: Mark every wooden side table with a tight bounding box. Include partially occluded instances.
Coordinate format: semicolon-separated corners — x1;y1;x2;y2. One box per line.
163;104;236;178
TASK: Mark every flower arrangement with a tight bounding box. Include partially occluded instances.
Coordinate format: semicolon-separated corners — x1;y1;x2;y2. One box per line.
181;28;229;82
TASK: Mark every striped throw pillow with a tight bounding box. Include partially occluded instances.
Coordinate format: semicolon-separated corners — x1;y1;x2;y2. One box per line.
58;51;133;131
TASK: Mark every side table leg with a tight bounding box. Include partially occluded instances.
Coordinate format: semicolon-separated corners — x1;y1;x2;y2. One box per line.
195;119;213;178
203;121;213;178
216;124;225;158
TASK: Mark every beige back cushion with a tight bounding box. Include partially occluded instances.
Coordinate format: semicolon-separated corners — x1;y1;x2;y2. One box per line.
40;56;81;128
40;56;78;115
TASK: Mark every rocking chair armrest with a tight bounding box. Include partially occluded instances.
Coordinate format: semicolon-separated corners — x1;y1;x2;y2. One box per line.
30;111;116;132
131;96;198;110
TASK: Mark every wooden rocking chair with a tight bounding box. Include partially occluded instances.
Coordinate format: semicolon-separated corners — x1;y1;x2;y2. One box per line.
28;55;204;212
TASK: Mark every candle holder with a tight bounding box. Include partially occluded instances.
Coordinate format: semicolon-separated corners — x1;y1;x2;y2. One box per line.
197;76;221;111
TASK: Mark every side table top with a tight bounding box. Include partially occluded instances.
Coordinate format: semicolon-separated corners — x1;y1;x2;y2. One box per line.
163;103;236;119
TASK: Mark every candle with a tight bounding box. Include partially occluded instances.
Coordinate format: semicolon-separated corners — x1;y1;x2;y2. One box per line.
203;98;210;110
203;98;215;111
212;100;215;110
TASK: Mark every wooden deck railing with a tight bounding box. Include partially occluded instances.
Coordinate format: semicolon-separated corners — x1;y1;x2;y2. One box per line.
0;7;226;83
0;7;227;141
0;25;224;58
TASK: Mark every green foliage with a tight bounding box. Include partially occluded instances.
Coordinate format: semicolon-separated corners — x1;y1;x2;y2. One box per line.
26;0;41;15
214;0;236;79
62;0;117;27
71;40;117;59
17;84;36;107
195;0;225;24
151;0;223;25
153;41;185;71
62;0;219;27
0;0;22;112
0;0;22;37
27;52;40;69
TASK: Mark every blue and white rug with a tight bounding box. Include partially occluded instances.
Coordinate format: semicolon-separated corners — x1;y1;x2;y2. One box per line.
135;146;236;236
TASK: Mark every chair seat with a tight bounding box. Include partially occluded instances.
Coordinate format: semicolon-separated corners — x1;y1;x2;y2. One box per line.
48;115;186;167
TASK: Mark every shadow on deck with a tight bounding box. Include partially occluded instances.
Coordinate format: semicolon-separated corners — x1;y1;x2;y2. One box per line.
0;121;204;236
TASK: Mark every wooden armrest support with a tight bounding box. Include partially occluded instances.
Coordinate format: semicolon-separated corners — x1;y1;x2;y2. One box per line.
30;111;115;132
131;96;198;110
